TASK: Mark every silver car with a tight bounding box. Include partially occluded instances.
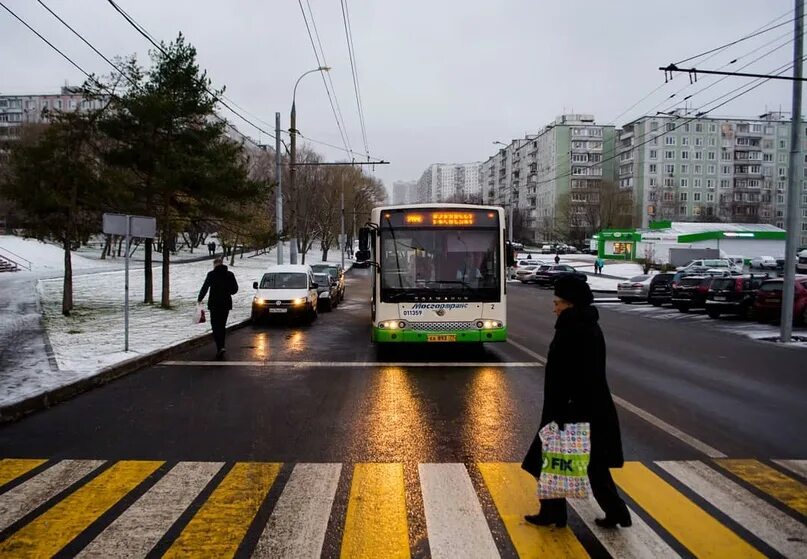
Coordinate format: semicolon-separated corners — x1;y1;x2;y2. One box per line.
617;275;653;303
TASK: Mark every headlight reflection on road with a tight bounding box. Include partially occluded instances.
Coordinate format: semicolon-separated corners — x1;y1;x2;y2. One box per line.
252;332;270;360
286;331;305;354
461;367;516;460
354;367;435;462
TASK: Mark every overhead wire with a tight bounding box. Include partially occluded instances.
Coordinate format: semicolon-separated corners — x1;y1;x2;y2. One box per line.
673;10;803;65
340;0;370;158
296;0;352;157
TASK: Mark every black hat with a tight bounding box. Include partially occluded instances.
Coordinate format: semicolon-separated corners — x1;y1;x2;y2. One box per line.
554;275;593;306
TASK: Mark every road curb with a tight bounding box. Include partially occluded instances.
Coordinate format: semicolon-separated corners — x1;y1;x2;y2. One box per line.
0;319;252;424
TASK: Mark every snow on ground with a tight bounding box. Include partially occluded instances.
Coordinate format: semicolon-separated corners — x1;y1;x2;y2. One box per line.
0;241;349;408
0;235;115;274
585;276;622;292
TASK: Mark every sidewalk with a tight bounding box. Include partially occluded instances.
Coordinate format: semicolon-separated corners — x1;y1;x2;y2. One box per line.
0;236;349;413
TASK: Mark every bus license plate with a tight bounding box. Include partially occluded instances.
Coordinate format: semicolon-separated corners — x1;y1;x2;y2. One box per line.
268;308;287;313
427;334;456;342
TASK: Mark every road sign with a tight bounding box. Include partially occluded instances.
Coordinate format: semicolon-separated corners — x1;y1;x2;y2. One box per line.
102;214;157;352
103;213;156;239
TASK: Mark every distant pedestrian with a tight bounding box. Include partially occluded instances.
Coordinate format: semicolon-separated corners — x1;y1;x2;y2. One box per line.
197;256;239;360
593;258;601;275
554;253;560;265
521;275;631;529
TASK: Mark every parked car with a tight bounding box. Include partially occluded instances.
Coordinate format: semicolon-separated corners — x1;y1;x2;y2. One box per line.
541;244;553;254
705;274;768;319
752;275;807;324
531;264;587;286
313;272;338;311
617;275;653;303
677;259;732;272
671;275;717;312
515;265;541;282
251;264;319;324
512;258;544;279
311;263;345;303
725;256;745;273
798;250;807;274
750;256;777;270
647;272;676;306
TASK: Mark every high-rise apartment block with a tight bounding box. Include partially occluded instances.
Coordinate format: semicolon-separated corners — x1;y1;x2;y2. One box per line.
415;162;482;204
482;115;617;242
0;86;105;142
617;111;807;245
392;180;418;205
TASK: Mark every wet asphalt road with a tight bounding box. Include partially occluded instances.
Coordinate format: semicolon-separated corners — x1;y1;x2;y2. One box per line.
2;265;805;464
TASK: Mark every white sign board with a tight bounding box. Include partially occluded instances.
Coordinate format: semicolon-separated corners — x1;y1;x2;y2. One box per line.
102;213;157;238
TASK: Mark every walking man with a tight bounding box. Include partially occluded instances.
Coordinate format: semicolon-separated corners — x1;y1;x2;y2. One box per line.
198;257;238;360
554;253;561;265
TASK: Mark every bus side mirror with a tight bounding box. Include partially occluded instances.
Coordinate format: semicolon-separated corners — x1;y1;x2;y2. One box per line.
358;227;370;251
356;249;371;262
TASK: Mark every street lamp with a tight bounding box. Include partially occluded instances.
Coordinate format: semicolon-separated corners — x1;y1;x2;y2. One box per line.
288;66;331;264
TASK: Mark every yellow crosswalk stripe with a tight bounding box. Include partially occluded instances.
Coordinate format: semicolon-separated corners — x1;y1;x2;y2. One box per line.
0;460;162;558
716;459;807;515
340;463;410;559
163;462;280;559
478;463;588;558
612;462;764;559
0;458;46;489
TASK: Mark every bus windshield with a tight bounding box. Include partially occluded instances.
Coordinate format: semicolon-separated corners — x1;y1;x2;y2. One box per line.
379;228;500;301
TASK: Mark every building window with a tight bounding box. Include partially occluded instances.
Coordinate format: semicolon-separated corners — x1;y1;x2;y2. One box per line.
663;191;674;201
694;165;702;174
709;124;717;133
649;149;657;159
707;165;716;174
681;151;689;159
651;121;659;131
649;164;657;174
722;165;731;174
780;140;787;149
649;177;657;187
722;151;732;160
681;178;689;188
694;151;703;160
680;205;688;214
681;164;689;173
779;167;787;177
682;137;689;146
695;137;703;146
708;137;717;146
694;192;701;201
694;178;702;188
665;136;676;145
763;153;773;162
707;193;715;202
666;123;675;132
680;192;688;201
664;150;675;159
695;123;703;133
664;178;675;187
665;164;675;174
707;151;716;160
752;123;762;132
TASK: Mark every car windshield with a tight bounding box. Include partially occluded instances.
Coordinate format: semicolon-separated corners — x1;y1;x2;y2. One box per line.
681;277;703;287
310;264;330;273
259;272;308;289
711;278;734;290
704;260;728;267
379;227;500;301
629;275;649;282
313;273;330;285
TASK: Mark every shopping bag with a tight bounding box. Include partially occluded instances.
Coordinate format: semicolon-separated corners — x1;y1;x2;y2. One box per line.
193;305;206;325
536;421;591;499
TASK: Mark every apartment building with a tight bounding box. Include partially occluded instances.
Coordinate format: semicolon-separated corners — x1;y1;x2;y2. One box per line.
482;115;617;242
392;180;418;205
617;111;807;246
415;162;483;203
0;86;106;142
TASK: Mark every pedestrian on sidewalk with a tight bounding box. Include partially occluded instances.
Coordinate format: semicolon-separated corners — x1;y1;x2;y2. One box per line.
521;275;631;529
554;253;560;265
197;256;239;360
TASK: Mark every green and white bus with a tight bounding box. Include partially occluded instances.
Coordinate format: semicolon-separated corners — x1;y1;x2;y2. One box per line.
356;204;507;344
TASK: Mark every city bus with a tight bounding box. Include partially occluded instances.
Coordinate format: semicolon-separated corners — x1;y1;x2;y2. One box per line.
356;204;507;344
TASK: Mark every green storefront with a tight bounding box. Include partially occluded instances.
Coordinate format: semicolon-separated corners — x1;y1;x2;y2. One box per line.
597;229;642;260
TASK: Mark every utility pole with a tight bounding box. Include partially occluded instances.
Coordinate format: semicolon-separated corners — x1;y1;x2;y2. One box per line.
275;112;283;265
341;178;346;269
289;101;298;265
781;0;804;342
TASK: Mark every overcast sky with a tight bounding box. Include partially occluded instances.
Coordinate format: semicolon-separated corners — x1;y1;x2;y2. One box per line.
1;0;798;195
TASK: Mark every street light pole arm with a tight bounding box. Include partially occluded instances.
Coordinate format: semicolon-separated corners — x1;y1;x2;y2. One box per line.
293;66;331;105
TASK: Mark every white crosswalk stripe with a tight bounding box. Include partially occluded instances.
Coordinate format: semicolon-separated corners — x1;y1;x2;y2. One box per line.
568;497;681;559
419;463;500;559
0;459;104;532
773;459;807;480
77;461;223;559
657;460;807;558
253;463;341;558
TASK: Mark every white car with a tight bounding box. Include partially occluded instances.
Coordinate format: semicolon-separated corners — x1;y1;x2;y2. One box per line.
251;264;319;324
516;265;541;282
677;259;732;272
750;256;778;270
798;250;807;274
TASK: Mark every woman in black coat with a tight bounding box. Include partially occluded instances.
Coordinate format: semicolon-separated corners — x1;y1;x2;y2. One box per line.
521;275;631;529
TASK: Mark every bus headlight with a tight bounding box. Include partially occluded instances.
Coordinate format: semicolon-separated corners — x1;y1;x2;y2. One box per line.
478;320;503;329
378;320;407;330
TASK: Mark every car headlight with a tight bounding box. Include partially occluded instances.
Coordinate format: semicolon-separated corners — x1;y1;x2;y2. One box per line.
253;298;266;306
320;291;330;298
293;298;306;306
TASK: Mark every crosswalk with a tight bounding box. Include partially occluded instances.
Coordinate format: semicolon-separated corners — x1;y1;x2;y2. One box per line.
0;457;805;558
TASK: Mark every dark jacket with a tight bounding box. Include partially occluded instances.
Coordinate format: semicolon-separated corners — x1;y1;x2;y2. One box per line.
198;265;238;310
521;305;624;477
